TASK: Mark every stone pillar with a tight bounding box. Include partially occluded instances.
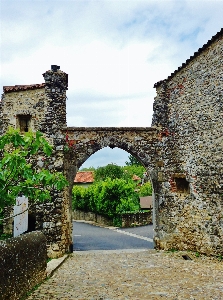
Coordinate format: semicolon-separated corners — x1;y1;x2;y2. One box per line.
41;65;68;133
36;66;72;258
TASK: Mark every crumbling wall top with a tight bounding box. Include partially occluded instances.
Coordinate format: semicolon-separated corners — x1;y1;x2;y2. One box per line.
3;83;45;93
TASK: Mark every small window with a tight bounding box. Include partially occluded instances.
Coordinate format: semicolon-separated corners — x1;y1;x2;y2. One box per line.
17;115;31;132
175;177;189;193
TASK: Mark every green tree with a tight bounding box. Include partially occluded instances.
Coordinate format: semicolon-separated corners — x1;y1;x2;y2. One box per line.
125;155;142;166
72;178;140;218
97;178;139;216
122;165;145;180
79;166;96;171
124;154;146;181
94;164;125;181
0;128;68;214
139;182;152;196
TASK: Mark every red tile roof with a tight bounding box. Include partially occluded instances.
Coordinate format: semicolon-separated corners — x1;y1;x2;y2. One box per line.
154;28;223;88
74;172;141;183
74;171;94;183
3;83;45;93
132;174;141;181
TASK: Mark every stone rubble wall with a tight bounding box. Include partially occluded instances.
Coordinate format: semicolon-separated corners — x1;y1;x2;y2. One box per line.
121;211;152;227
73;209;152;227
0;87;48;134
0;231;47;300
73;210;113;226
0;67;72;258
152;33;223;255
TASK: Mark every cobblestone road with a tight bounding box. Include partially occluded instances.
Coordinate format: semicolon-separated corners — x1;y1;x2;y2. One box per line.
27;249;223;300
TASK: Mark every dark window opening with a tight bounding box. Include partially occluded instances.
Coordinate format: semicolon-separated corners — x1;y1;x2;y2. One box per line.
175;177;189;193
17;115;31;132
27;213;36;232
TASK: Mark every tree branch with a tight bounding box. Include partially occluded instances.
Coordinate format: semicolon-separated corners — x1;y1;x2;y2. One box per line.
0;201;38;222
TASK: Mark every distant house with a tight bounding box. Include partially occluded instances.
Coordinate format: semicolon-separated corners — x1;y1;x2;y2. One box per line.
140;196;153;210
132;174;141;182
74;171;94;188
74;172;141;186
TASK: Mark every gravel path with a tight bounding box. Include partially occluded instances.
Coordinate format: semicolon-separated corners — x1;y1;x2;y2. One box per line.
27;249;223;300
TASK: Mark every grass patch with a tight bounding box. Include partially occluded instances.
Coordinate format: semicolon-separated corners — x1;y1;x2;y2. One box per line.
167;248;178;253
0;233;12;240
47;257;53;263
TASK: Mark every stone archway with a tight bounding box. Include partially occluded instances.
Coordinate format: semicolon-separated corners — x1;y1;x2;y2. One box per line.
62;126;160;255
64;127;158;168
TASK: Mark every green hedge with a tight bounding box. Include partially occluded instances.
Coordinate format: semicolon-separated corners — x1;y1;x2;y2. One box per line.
72;178;140;218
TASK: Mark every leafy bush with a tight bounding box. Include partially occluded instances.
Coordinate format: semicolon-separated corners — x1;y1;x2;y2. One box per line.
72;178;140;218
94;164;125;181
122;165;145;179
0;128;68;211
139;182;152;196
0;233;12;240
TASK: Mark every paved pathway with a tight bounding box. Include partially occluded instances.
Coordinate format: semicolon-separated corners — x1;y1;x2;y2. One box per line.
73;222;154;251
27;249;223;299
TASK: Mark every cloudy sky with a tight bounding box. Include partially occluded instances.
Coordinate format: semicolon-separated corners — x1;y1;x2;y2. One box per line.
1;0;222;169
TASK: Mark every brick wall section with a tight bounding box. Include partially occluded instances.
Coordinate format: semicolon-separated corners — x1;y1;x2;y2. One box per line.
152;30;223;255
0;232;47;300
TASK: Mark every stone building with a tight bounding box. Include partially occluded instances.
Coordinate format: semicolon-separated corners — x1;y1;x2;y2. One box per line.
1;28;223;257
152;28;223;255
74;171;94;188
1;67;73;257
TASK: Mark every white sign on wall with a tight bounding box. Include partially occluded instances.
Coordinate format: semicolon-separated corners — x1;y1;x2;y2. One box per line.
13;196;28;237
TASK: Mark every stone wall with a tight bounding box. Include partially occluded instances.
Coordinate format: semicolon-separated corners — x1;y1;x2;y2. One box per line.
121;211;152;227
73;210;152;227
0;84;46;136
0;231;47;300
1;66;72;258
152;29;223;255
73;210;113;226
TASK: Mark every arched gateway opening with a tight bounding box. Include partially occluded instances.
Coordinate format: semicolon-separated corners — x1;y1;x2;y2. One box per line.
72;147;154;251
64;127;158;172
63;127;159;254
